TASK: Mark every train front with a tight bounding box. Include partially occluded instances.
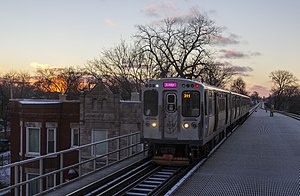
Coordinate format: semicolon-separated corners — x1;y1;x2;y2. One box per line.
141;78;203;165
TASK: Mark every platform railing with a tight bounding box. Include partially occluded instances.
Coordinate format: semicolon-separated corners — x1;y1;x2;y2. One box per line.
274;110;300;120
0;131;146;195
249;103;260;115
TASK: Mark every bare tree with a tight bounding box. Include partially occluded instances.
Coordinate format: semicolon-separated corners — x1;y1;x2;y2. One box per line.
269;70;298;109
283;86;300;114
58;67;87;95
231;77;248;95
134;11;220;79
250;91;259;99
34;68;62;93
250;91;260;105
86;11;237;99
86;40;158;99
33;67;86;98
200;61;234;87
0;71;34;134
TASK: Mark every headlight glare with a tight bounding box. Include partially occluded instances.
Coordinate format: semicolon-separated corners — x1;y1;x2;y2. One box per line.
183;122;189;129
151;122;158;128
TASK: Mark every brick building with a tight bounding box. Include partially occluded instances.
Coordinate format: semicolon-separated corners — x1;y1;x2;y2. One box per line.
8;83;142;194
10;98;80;195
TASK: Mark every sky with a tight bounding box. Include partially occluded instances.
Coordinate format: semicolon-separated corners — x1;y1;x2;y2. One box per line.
1;0;300;97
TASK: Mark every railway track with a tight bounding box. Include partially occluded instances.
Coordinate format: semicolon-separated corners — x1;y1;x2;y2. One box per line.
68;159;188;196
117;165;183;196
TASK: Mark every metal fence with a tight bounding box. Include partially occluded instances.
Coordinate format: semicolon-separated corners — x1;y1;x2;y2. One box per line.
0;131;145;195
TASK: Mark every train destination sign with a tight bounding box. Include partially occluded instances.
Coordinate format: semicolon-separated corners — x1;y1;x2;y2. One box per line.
163;82;177;88
183;93;191;99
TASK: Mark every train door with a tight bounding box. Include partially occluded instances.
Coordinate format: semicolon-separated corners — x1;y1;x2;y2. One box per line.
163;92;179;139
204;91;209;135
213;92;218;132
234;96;237;119
207;91;215;136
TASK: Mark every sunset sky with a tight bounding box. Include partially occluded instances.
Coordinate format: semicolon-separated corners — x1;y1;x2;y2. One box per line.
1;0;300;97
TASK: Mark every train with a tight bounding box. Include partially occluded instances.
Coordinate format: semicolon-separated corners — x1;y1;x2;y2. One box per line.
141;78;250;165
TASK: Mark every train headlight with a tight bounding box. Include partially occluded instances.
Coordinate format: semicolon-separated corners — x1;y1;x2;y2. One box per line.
182;122;189;129
151;122;158;128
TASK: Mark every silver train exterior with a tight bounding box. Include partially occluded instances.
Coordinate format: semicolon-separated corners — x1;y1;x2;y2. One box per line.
141;78;250;165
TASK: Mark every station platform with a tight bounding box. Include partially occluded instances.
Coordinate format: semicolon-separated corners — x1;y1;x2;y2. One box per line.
172;108;300;196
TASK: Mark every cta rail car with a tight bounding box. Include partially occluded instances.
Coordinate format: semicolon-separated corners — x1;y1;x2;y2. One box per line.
141;78;250;165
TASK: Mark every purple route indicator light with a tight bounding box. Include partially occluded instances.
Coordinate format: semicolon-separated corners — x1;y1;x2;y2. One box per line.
163;82;177;88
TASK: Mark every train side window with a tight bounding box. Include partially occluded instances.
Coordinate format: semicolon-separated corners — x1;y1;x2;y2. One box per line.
182;91;200;117
144;90;158;116
204;91;208;116
232;96;236;109
218;93;226;112
208;91;213;116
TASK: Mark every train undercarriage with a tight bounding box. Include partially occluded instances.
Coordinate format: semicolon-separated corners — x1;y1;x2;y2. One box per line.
148;127;236;166
149;141;213;166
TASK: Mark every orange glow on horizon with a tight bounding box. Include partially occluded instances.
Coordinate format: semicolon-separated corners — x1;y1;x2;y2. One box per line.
49;78;66;93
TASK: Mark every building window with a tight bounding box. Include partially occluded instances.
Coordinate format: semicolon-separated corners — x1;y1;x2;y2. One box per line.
91;130;107;156
46;173;56;189
26;127;40;156
71;128;79;147
47;128;56;153
26;173;40;196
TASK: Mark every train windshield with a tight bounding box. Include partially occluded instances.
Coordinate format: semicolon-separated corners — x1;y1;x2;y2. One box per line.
182;91;200;117
144;90;158;116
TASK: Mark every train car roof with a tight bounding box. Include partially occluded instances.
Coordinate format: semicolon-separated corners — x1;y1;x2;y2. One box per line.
154;78;230;93
230;91;250;99
148;78;249;98
201;83;230;93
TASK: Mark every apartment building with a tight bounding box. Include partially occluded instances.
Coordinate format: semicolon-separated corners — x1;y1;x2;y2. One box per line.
10;97;80;195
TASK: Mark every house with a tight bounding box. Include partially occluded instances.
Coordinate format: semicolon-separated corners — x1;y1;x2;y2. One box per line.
10;97;80;195
8;82;142;194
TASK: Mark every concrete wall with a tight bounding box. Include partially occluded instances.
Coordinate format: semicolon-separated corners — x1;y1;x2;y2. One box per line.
80;83;142;171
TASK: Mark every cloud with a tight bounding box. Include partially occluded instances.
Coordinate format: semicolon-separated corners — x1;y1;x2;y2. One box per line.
211;33;240;46
215;61;253;77
30;62;52;69
250;51;262;56
248;85;270;97
231;65;253;76
219;49;247;59
218;49;261;59
104;19;117;27
30;62;63;70
232;65;253;73
207;9;217;15
144;5;160;17
142;3;177;18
